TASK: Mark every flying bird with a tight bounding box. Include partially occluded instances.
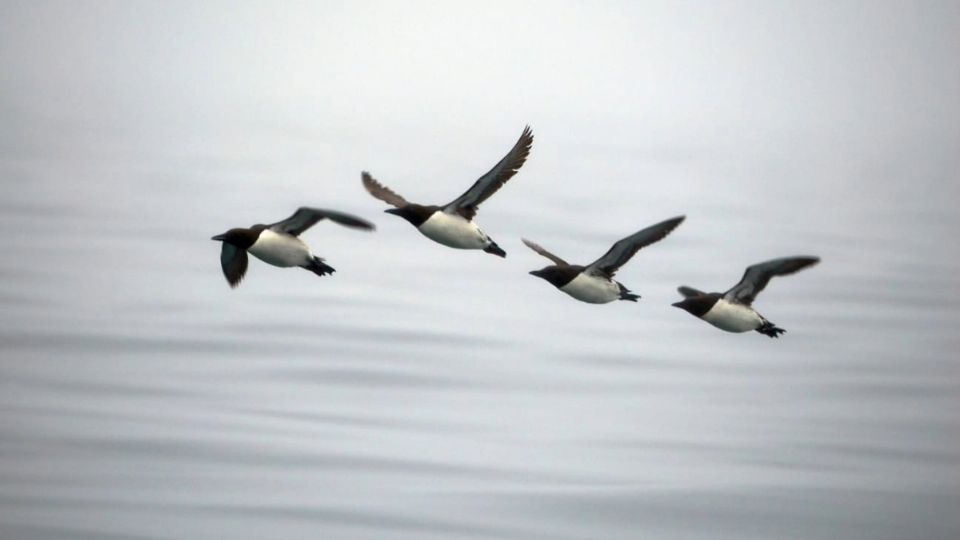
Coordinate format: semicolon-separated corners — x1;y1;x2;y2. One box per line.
671;256;820;337
211;207;374;288
361;126;533;258
524;216;685;303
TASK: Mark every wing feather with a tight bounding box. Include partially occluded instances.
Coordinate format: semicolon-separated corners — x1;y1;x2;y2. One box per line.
586;216;685;277
220;243;249;288
362;171;409;208
724;256;820;305
678;286;706;298
444;126;533;220
267;207;375;236
521;238;569;266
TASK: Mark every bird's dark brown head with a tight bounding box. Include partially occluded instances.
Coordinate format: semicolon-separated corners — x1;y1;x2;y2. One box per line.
672;295;718;317
529;266;580;289
384;205;436;227
211;228;259;249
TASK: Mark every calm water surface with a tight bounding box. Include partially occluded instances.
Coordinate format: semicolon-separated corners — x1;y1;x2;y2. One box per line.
2;147;957;539
2;2;959;539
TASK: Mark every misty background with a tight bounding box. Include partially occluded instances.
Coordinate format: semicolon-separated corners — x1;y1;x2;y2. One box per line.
1;1;958;539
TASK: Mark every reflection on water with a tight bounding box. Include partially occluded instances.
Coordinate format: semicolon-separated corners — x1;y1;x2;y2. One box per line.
1;150;958;539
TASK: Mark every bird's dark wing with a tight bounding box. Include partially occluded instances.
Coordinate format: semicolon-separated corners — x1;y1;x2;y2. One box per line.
220;243;249;288
443;126;533;221
678;286;706;298
267;207;375;237
586;216;685;277
521;238;569;266
724;256;820;305
362;171;409;208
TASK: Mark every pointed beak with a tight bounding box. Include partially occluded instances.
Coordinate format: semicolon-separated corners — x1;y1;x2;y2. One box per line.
211;234;226;241
671;301;684;308
528;270;541;277
384;208;401;216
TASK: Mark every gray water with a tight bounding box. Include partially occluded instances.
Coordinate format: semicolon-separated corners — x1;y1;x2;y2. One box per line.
2;2;959;539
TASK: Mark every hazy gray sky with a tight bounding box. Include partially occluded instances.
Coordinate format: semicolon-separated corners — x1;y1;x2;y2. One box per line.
3;1;957;188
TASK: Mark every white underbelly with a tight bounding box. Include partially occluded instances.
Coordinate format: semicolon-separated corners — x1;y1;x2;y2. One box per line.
703;299;762;332
248;230;312;267
560;273;620;304
418;212;490;249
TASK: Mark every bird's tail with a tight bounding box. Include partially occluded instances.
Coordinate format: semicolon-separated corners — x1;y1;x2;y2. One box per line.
756;320;785;338
483;241;506;258
303;256;336;277
618;282;640;302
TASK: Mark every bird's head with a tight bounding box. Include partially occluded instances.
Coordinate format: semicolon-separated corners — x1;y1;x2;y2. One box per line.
528;266;575;288
671;296;715;317
211;228;259;249
384;205;433;227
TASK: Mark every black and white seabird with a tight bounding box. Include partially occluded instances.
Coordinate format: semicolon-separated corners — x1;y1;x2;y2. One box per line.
211;207;374;288
671;256;820;337
361;126;533;258
524;216;685;304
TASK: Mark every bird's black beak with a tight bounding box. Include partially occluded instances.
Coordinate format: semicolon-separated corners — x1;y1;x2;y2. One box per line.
211;234;226;241
671;301;684;308
384;208;401;216
528;270;541;277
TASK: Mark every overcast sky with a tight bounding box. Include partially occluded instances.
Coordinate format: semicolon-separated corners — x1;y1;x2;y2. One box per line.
2;1;957;197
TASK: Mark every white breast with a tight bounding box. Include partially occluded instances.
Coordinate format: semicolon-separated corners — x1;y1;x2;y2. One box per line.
417;211;490;249
702;299;763;333
247;229;312;267
559;273;620;304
